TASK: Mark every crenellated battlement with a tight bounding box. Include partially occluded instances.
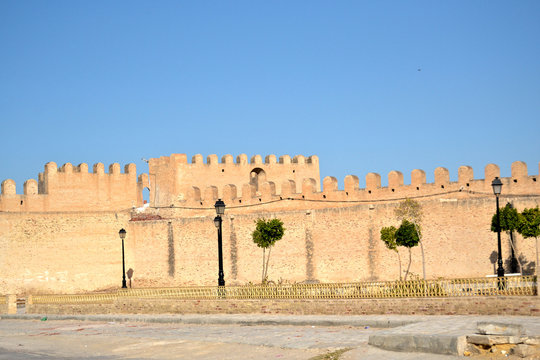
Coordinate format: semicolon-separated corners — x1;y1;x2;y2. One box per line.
2;156;539;213
0;161;141;212
42;162;137;175
164;160;540;210
40;161;137;193
149;153;319;166
148;153;320;207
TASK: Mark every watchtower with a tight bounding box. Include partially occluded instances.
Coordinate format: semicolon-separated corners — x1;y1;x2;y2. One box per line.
147;153;320;207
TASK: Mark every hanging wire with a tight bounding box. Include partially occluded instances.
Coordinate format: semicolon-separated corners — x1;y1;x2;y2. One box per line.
143;188;539;211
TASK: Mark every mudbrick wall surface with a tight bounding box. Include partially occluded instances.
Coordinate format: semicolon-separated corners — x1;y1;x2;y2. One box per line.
0;156;538;294
24;296;540;316
0;194;538;294
0;211;130;294
128;196;539;288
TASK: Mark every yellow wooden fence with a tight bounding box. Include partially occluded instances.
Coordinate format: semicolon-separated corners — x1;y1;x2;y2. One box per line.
29;275;536;304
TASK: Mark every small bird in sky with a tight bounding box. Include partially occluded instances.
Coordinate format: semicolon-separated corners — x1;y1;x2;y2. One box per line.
417;68;421;72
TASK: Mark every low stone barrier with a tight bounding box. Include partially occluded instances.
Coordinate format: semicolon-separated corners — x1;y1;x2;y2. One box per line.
26;296;540;316
0;295;10;314
16;277;540;316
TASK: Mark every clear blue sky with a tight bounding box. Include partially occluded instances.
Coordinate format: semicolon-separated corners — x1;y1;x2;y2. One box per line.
1;1;539;192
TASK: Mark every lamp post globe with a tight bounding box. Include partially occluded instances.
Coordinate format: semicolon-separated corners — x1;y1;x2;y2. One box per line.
214;199;225;215
491;177;505;280
491;177;502;196
119;228;128;289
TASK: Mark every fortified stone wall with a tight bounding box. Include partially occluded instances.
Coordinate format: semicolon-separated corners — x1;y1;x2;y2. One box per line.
0;211;130;294
2;187;536;295
148;153;320;207
126;195;538;288
0;156;539;295
0;162;143;212
156;160;539;207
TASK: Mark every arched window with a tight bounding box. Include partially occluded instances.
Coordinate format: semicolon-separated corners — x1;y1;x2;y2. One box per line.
249;168;266;191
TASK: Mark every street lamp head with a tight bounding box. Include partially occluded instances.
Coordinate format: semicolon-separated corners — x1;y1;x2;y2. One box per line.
213;216;221;228
214;199;225;215
119;228;126;240
491;177;503;196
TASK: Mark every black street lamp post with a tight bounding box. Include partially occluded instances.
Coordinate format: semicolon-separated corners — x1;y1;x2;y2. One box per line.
214;199;226;287
491;177;505;288
119;228;128;289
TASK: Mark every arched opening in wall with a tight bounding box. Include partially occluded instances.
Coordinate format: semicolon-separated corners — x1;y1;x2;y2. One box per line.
143;187;150;204
250;168;266;192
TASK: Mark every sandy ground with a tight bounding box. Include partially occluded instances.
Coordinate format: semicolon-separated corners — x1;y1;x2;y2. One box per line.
0;319;462;359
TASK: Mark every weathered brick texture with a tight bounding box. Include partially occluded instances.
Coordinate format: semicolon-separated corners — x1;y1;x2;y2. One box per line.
0;156;539;294
25;296;540;316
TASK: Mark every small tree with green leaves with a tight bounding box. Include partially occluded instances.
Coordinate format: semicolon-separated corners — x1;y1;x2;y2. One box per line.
380;226;402;280
252;218;285;283
395;199;426;279
517;207;540;277
491;202;521;273
395;219;420;281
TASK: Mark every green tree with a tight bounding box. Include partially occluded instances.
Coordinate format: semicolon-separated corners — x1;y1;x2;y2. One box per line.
395;199;426;279
491;203;521;273
395;219;420;281
252;218;285;283
517;207;540;277
380;226;402;280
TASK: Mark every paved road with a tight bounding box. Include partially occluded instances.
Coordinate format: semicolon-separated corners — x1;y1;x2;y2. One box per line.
0;319;460;360
1;314;539;359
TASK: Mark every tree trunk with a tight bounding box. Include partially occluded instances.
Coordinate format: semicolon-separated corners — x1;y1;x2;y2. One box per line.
261;248;266;283
264;246;272;282
404;248;412;281
535;237;540;276
414;223;426;280
419;238;426;280
536;237;539;297
396;250;402;280
508;231;522;274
